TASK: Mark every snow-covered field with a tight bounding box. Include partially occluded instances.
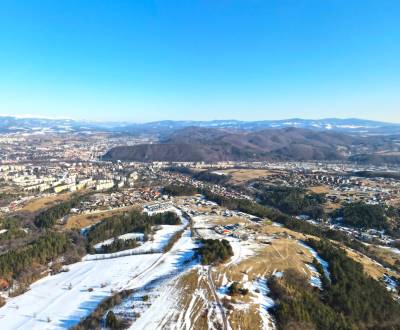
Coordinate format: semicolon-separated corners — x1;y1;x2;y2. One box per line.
252;278;275;330
0;253;161;329
126;230;198;329
84;224;185;261
0;210;195;330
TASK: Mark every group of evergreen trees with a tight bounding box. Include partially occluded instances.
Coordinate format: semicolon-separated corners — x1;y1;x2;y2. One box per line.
0;232;70;282
99;238;139;254
196;239;233;265
34;195;83;228
72;289;134;330
201;189;276;219
329;201;400;239
165;166;194;175
86;210;180;245
162;184;198;196
0;217;26;241
333;202;393;230
255;184;326;218
193;171;231;185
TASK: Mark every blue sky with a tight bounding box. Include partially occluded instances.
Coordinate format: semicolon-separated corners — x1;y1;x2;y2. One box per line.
0;0;399;122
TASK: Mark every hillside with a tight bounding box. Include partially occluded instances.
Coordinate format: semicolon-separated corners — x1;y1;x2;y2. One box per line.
103;127;400;163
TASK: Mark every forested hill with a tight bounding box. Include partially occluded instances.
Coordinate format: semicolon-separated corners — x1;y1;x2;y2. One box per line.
103;127;400;163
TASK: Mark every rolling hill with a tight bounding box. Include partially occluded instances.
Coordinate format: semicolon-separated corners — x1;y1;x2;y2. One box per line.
103;127;400;163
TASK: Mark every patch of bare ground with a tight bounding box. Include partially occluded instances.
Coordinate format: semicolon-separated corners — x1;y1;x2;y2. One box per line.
227;304;262;330
208;230;319;329
368;246;400;268
174;268;219;329
308;185;331;194
213;216;249;226
343;246;398;280
219;169;272;184
64;205;140;229
261;222;399;280
262;223;399;280
20;192;71;213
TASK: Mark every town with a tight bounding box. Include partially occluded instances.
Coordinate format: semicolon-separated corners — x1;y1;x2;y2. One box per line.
1;132;400;329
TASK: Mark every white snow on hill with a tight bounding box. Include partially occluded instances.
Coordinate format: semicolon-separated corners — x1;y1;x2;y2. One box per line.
0;253;161;329
0;211;194;329
86;224;183;260
93;232;145;250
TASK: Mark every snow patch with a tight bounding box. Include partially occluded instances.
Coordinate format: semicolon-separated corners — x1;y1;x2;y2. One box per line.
252;278;275;330
298;241;331;280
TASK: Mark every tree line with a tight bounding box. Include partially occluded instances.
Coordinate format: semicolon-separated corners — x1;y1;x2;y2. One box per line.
86;210;181;246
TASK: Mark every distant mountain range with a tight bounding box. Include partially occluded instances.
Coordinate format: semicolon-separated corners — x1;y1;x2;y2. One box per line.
118;118;400;136
103;126;400;164
1;115;400;135
2;115;399;164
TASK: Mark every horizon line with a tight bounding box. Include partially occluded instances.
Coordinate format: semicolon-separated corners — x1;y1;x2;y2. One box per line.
0;114;399;125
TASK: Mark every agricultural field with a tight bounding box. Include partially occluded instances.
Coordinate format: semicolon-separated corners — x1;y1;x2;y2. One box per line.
218;168;272;184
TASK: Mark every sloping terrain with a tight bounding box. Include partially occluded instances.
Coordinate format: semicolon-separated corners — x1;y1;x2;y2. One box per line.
103;127;400;163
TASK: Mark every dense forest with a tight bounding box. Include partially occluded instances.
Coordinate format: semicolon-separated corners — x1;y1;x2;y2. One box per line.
166;166;231;185
0;232;71;283
0;217;27;241
334;202;387;228
201;188;280;219
162;184;198;196
34;195;84;228
269;239;400;329
193;171;231;185
332;202;400;235
254;184;326;218
354;171;400;180
165;166;194;175
196;239;233;265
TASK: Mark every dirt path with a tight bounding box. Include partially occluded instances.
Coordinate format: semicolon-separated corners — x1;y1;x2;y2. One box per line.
208;266;228;330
